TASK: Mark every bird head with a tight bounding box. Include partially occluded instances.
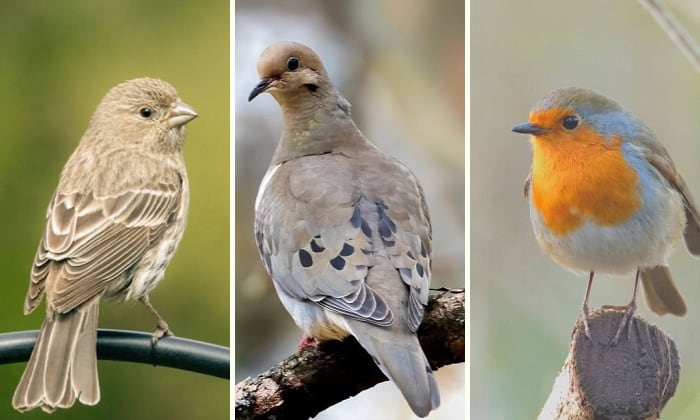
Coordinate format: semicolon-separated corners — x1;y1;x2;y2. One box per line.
512;87;643;146
90;77;197;152
248;42;331;106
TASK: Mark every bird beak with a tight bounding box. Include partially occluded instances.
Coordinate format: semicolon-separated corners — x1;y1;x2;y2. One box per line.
248;77;277;102
512;122;548;135
167;101;198;128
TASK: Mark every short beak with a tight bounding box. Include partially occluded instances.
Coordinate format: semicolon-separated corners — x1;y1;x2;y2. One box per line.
512;122;548;135
167;101;198;128
248;77;276;102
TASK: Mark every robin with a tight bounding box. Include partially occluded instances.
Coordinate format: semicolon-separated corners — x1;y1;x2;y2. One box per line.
512;87;700;343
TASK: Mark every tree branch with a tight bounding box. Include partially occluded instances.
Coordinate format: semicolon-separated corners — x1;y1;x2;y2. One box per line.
234;289;465;420
539;308;680;420
639;0;700;74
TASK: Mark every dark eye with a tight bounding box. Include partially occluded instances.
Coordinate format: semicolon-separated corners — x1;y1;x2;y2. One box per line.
286;57;300;71
139;107;153;118
562;115;579;130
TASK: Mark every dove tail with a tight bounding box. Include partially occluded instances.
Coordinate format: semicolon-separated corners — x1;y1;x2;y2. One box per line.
350;329;440;417
12;298;100;413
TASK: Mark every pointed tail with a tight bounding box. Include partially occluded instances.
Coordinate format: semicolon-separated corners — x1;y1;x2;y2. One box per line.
12;298;100;413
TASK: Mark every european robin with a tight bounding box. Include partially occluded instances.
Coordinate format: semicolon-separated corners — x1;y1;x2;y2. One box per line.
513;87;700;343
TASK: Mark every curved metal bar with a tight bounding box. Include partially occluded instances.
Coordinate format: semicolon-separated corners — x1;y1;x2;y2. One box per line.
0;329;229;379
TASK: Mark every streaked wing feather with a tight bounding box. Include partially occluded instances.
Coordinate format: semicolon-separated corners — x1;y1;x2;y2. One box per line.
29;182;181;313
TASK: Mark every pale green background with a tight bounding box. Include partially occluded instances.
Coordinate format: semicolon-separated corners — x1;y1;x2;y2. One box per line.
0;2;229;419
472;0;700;418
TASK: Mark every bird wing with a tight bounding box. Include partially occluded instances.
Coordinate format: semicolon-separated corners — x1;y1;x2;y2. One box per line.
643;148;700;256
255;153;432;332
25;179;183;314
524;170;532;199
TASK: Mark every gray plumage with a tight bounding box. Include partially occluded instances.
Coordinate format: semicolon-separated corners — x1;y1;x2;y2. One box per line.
250;42;439;417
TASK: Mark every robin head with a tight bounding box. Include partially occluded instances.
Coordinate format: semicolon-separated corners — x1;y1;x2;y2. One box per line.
512;88;655;235
512;87;651;146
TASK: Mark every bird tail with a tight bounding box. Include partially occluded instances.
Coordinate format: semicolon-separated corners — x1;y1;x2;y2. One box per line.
12;298;100;413
640;266;687;316
348;324;440;417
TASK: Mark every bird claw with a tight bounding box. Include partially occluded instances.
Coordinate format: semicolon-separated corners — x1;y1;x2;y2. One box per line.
580;304;592;341
297;335;319;351
606;302;636;346
151;319;174;346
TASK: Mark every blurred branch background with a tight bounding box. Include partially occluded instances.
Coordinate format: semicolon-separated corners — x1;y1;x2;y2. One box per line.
472;0;700;418
0;1;229;419
234;0;465;418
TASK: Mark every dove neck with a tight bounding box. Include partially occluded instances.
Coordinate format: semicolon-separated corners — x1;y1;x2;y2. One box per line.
271;96;369;164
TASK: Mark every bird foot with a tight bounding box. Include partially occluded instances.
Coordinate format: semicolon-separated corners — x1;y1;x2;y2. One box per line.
603;302;636;346
580;304;592;341
298;335;319;350
151;319;174;345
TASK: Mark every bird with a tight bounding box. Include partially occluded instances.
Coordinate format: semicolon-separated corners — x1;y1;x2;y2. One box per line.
513;87;700;343
248;41;440;417
12;77;197;412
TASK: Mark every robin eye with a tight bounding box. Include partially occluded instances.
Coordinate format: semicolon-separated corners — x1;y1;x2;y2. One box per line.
139;107;153;118
562;115;579;130
286;57;300;71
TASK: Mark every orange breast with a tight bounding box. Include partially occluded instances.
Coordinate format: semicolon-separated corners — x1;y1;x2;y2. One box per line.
530;127;641;235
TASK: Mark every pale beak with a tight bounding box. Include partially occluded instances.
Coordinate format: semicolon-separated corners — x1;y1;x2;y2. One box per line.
167;101;198;128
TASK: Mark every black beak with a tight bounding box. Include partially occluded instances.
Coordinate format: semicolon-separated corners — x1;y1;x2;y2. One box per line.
248;77;276;102
512;122;548;135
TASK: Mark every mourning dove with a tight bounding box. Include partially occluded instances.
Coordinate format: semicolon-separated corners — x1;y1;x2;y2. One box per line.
249;41;440;417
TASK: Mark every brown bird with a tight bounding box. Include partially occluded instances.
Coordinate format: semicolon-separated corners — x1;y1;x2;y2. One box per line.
249;42;440;417
12;77;197;413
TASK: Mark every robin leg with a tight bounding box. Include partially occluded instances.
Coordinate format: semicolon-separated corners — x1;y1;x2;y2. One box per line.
580;271;594;339
610;269;640;346
139;295;174;344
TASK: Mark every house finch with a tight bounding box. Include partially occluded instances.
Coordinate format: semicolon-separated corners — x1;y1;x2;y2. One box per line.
12;77;197;413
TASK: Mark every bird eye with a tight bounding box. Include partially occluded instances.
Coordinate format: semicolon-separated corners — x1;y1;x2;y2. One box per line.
286;57;300;71
139;107;153;118
562;115;579;130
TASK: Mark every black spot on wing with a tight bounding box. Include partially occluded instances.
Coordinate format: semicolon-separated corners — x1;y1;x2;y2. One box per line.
416;263;424;277
340;243;354;256
350;206;362;228
310;238;325;252
330;255;346;270
299;249;313;268
361;220;372;238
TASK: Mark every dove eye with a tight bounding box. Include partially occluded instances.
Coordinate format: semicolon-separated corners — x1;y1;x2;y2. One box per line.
286;57;300;71
562;115;579;130
139;107;154;118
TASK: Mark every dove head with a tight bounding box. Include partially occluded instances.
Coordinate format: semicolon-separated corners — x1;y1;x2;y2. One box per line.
248;42;332;106
512;87;645;146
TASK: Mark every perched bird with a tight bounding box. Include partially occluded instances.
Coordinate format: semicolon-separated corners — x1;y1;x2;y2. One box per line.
12;77;197;412
249;41;440;417
513;87;700;343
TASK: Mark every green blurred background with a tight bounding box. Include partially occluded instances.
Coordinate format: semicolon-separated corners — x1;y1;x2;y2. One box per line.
235;1;464;418
0;2;229;419
472;0;700;418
